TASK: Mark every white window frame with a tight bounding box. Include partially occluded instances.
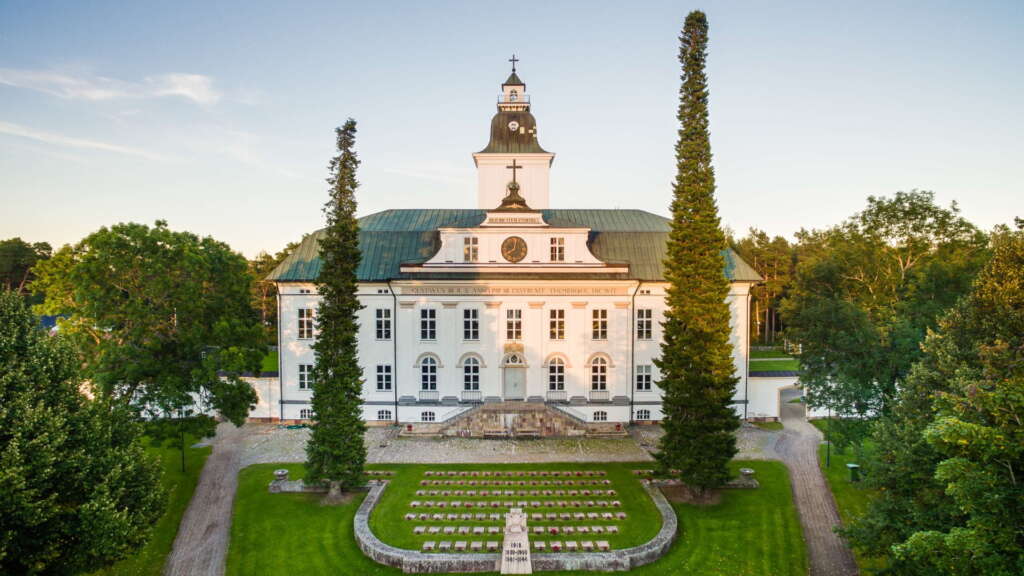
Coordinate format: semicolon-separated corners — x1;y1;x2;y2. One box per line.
636;308;652;340
376;308;392;340
636;364;653;391
377;409;392;421
299;408;315;420
463;357;480;391
463;236;478;262
297;308;314;340
635;409;651;420
548;358;565;391
550;237;565;262
592;309;608;340
421;411;436;422
549;309;565;340
298;364;314;390
463;308;479;341
591;357;608;390
506;309;522;341
420;308;437;341
593;410;607;422
420;357;437;390
376;364;392;391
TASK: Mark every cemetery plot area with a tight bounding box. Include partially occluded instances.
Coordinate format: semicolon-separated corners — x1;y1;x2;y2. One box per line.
368;463;661;554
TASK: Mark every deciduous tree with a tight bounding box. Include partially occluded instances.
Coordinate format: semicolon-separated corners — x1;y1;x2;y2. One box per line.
655;11;740;497
0;290;164;574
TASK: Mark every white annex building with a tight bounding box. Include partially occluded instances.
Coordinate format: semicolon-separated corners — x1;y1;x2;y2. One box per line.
266;66;763;432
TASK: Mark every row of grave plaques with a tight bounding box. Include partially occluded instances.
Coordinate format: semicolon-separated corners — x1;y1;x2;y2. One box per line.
420;479;612;486
419;540;613;554
405;511;627;521
425;470;607;477
416;489;617;496
409;500;622;509
413;524;620;536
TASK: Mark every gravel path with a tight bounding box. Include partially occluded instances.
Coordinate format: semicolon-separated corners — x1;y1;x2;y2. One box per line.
163;423;245;576
775;390;859;576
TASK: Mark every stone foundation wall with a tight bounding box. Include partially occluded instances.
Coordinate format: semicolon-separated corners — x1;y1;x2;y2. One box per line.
353;480;678;573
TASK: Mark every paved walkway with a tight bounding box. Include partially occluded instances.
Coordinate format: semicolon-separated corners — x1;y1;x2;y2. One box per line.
164;423;245;576
775;390;859;576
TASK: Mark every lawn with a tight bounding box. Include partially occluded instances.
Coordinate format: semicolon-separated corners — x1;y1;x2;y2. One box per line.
228;460;806;576
815;436;887;573
260;349;278;372
749;358;800;372
371;463;658;552
92;437;211;576
750;347;788;359
752;421;784;431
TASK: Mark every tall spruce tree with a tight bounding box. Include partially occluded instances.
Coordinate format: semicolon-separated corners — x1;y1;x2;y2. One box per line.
305;119;366;497
654;10;740;496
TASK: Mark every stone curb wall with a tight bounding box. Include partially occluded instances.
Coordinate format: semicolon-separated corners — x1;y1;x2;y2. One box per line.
353;480;678;573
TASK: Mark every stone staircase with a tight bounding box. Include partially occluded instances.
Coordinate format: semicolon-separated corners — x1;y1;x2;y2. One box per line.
425;401;625;438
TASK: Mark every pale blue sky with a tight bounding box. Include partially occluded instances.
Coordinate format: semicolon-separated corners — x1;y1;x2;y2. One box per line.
1;0;1021;257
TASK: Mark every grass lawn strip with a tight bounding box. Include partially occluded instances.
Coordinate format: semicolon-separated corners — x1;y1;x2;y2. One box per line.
229;460;805;576
749;358;801;372
92;437;212;576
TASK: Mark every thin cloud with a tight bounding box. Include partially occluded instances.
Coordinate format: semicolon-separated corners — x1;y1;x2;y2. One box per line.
0;68;221;105
0;120;170;161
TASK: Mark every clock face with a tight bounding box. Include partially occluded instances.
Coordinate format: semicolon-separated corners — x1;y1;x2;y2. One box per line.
501;236;528;263
508;120;520;132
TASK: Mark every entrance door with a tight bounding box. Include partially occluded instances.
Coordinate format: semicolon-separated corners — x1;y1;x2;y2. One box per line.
503;367;526;400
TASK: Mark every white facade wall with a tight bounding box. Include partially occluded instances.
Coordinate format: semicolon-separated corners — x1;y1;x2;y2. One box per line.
473;153;553;209
274;280;753;424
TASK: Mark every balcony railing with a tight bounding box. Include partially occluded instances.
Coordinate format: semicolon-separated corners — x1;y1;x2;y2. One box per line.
589;389;610;402
419;389;439;403
546;390;567;403
461;390;482;403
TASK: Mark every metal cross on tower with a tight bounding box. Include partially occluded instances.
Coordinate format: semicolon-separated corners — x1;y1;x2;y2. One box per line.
506;159;522;183
509;54;519;73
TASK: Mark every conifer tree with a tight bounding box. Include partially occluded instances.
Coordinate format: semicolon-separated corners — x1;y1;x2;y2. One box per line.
654;10;740;497
305;119;366;497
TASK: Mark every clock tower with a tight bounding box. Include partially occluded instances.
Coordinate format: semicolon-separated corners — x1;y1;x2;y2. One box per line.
473;56;555;209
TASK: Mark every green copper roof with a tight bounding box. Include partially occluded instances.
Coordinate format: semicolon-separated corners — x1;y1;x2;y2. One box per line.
268;209;761;284
503;71;524;86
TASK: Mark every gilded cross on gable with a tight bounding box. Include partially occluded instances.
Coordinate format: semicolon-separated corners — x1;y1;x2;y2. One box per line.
506;159;522;183
509;54;519;73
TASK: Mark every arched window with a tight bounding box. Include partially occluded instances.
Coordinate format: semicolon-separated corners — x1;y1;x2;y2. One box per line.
421;411;436;422
590;357;607;390
377;409;392;421
593;410;607;422
548;357;565;391
635;409;651;421
463;357;480;391
420;357;437;390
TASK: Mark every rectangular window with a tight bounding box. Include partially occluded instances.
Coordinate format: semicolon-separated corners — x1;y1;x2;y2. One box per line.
298;364;314;390
592;309;608;340
636;308;652;340
636;364;653;391
297;308;314;339
550;237;565;262
463;308;479;341
375;308;392;340
463;236;479;262
299;408;314;419
377;409;392;421
420;308;436;341
549;309;565;340
506;309;522;340
376;364;392;391
421;411;436;422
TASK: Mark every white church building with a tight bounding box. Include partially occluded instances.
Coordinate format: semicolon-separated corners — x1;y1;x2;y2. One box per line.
266;66;762;431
